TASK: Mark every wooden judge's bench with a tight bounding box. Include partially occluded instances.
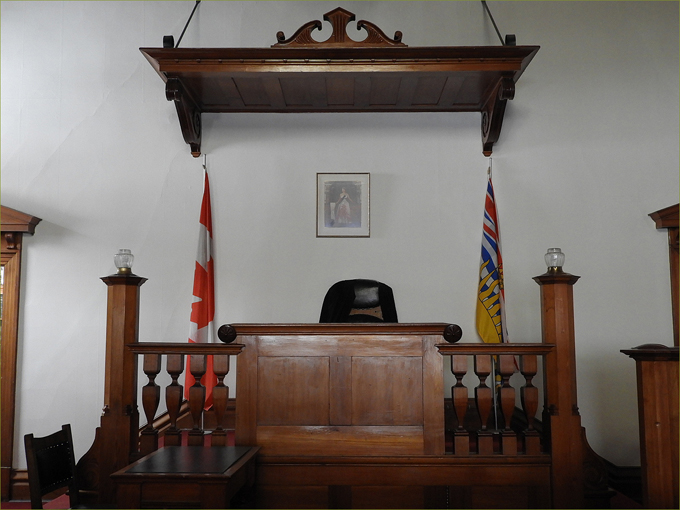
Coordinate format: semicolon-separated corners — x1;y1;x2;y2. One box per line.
231;323;552;509
74;267;608;509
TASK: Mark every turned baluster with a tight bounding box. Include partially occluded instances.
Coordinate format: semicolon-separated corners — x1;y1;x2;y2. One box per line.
451;355;470;455
474;354;494;454
188;355;207;446
498;354;517;454
210;355;230;446
520;354;541;455
139;354;162;455
164;354;185;447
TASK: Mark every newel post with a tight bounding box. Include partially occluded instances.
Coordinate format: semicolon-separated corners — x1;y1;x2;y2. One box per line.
533;250;584;509
77;256;146;505
99;272;147;502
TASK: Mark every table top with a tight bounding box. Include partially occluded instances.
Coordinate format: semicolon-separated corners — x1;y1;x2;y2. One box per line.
122;446;255;475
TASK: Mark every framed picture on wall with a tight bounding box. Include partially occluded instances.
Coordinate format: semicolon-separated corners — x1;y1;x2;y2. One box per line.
317;173;370;237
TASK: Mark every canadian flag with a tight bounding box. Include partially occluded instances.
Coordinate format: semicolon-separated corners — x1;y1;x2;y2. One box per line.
184;169;217;410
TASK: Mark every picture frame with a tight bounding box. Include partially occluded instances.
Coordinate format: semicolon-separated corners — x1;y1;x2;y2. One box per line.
317;173;370;237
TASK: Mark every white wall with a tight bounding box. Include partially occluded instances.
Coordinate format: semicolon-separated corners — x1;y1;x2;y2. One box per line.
2;1;677;469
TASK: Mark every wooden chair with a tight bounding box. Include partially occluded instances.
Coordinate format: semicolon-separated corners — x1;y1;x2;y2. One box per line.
24;424;81;509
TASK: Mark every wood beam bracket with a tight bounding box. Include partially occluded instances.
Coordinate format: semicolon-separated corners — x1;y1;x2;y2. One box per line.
166;77;202;157
481;76;515;157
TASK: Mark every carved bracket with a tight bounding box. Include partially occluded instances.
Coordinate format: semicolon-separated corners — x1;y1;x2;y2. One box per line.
4;233;18;251
273;7;406;48
481;76;515;157
166;78;202;157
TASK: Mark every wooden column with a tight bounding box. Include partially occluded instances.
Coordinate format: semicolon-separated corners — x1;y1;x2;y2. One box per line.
1;206;41;501
648;204;679;346
77;272;146;504
533;270;584;509
622;345;679;509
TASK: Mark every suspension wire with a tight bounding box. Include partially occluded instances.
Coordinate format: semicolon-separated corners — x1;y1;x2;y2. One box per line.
481;1;506;46
176;1;202;48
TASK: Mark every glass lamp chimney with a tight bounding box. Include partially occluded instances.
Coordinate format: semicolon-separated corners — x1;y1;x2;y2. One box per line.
545;247;565;273
114;249;134;275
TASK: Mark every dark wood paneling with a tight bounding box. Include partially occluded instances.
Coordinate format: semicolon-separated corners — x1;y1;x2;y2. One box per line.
369;76;401;106
326;76;355;106
351;357;423;426
256;425;424;456
257;357;330;426
233;77;271;106
329;356;352;426
412;76;447;106
351;485;424;509
257;485;329;509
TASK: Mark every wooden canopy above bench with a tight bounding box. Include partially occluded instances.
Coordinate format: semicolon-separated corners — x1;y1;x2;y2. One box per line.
140;7;539;157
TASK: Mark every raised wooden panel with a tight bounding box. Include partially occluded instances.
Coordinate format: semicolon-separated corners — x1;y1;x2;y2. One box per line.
256;426;424;456
280;76;326;107
438;76;466;107
369;77;401;105
256;334;423;356
330;356;352;425
327;76;355;105
351;356;423;426
233;77;271;106
257;486;329;509
412;76;447;106
352;486;424;509
257;357;330;425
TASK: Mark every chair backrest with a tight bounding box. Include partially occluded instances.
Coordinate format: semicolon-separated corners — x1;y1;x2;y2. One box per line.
319;279;398;323
24;424;80;509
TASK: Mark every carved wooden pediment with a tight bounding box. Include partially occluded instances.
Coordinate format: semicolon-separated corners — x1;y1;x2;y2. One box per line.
273;7;405;48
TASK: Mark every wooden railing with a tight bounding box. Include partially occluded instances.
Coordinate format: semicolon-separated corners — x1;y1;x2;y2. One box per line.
437;343;553;456
127;341;553;460
128;343;244;456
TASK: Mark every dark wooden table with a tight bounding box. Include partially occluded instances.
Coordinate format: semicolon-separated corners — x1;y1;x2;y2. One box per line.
111;446;259;509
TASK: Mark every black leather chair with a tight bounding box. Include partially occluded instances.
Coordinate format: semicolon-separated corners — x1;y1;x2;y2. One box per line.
319;279;398;323
24;424;82;509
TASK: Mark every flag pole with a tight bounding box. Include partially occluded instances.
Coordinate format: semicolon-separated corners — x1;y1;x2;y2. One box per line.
489;157;500;431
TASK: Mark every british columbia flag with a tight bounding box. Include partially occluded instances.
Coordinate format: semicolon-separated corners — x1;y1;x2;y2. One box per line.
475;168;508;344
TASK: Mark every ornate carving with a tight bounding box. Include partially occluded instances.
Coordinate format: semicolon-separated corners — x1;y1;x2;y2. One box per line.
273;7;406;48
4;233;17;251
481;76;515;156
166;78;202;157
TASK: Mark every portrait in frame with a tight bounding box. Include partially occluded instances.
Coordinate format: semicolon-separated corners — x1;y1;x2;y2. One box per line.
317;173;370;237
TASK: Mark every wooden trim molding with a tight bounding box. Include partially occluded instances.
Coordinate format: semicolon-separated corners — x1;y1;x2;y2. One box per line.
1;206;41;501
1;240;22;501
